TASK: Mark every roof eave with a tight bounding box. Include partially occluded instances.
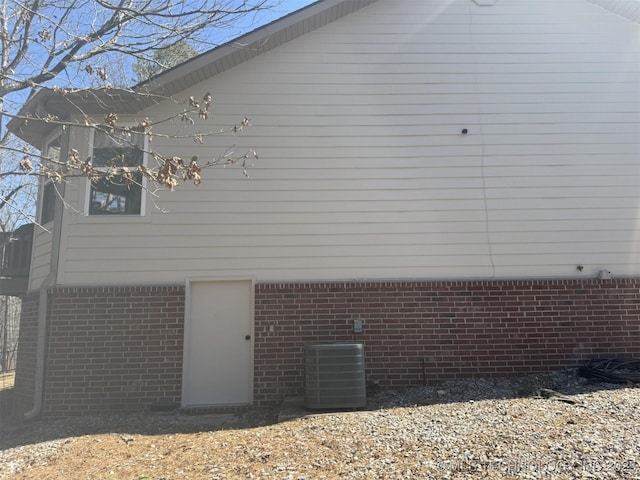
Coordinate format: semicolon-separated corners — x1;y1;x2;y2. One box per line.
142;0;378;98
587;0;640;23
8;0;379;147
7;88;146;148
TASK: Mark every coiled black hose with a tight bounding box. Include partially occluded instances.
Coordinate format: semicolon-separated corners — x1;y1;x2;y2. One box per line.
578;358;640;384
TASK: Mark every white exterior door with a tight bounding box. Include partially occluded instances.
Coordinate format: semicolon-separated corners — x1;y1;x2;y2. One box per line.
182;280;254;407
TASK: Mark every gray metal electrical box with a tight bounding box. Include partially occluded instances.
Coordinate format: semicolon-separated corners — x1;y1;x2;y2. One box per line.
304;342;366;409
353;318;363;333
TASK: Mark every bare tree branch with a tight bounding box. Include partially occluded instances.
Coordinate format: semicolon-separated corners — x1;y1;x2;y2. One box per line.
0;0;275;97
0;0;279;222
0;185;23;211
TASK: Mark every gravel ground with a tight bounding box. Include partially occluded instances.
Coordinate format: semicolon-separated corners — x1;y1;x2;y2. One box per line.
1;370;639;479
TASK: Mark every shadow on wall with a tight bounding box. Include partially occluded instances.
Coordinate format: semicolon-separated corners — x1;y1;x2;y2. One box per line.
0;388;13;425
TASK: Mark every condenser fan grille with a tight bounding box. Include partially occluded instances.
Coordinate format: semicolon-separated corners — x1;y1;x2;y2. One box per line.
305;342;366;409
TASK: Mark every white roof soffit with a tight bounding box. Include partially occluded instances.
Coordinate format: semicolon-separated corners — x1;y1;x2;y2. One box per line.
587;0;640;23
140;0;379;99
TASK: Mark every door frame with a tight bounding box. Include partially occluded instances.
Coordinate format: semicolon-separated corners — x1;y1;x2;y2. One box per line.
181;276;255;407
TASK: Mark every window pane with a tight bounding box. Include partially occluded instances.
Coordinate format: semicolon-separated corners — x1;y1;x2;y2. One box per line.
92;130;144;168
89;128;145;215
40;183;56;224
41;134;62;224
89;174;142;215
45;137;62;171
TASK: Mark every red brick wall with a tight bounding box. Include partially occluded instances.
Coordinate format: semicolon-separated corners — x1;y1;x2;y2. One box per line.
253;279;640;405
43;285;184;417
12;279;640;415
12;291;39;417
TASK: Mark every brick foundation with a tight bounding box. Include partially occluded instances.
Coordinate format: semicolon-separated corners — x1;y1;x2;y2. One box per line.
253;279;640;405
12;291;39;417
43;285;184;417
11;279;640;416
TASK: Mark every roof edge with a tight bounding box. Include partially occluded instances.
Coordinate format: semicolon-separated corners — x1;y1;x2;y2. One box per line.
8;0;379;147
142;0;378;98
587;0;640;24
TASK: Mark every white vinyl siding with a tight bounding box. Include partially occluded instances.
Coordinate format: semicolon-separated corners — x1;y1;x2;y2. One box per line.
57;0;640;285
28;131;63;291
28;232;53;291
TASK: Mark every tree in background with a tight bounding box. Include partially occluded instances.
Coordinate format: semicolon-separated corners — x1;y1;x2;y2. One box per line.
133;40;198;83
0;296;20;373
0;186;30;376
0;0;276;221
0;0;272;99
0;1;278;380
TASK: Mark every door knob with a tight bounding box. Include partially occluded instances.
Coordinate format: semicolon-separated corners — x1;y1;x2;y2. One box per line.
245;335;251;340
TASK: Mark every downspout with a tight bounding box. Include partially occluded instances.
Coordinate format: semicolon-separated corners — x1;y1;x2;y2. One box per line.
24;130;67;420
23;263;57;419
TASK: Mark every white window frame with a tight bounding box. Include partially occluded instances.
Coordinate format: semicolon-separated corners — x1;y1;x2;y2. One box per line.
85;126;148;217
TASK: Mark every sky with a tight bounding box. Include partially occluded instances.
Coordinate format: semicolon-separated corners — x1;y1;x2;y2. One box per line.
0;0;319;226
269;0;318;16
219;0;319;44
254;0;319;25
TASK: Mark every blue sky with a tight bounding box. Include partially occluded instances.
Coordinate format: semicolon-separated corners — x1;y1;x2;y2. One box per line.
0;0;320;225
254;0;319;24
220;0;319;43
266;0;319;18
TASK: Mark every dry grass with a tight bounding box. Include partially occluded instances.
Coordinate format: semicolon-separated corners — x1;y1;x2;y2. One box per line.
0;372;14;392
1;373;638;480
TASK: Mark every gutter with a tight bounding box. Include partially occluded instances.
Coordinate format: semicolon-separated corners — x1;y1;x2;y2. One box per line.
24;131;67;420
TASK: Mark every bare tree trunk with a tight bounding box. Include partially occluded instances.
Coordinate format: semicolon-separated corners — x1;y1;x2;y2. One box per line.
0;296;20;373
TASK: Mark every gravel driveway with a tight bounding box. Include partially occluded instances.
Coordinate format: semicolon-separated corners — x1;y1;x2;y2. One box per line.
1;370;638;479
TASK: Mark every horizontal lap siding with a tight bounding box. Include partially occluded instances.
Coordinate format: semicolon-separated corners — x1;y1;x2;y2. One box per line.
58;0;639;285
28;230;52;291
